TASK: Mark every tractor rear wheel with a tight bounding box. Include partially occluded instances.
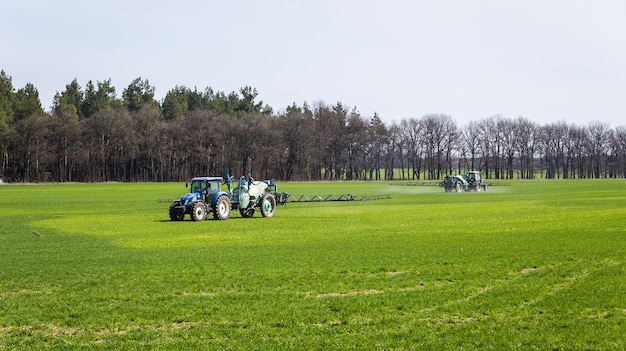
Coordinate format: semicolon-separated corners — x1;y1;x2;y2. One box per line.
191;202;207;221
260;193;277;218
213;195;231;220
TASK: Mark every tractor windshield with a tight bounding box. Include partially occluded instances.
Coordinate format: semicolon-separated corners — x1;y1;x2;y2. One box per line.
190;180;205;194
190;179;221;195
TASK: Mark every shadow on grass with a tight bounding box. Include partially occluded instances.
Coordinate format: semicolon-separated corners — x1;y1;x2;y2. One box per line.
155;216;268;223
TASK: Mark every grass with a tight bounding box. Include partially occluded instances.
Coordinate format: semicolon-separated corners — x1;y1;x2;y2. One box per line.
0;180;624;350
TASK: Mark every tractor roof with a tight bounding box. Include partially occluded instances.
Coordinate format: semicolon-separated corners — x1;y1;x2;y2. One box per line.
191;176;223;182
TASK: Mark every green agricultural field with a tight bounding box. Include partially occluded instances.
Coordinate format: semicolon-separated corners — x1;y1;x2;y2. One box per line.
1;180;624;350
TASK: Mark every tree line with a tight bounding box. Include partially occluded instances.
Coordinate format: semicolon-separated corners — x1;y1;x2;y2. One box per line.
1;70;625;183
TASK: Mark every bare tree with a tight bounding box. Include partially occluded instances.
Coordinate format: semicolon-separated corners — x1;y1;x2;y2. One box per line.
498;118;517;179
477;117;499;179
568;125;588;179
612;126;626;178
386;122;403;180
400;117;423;179
514;117;538;179
586;121;611;178
460;120;482;173
539;122;569;179
345;111;367;180
421;114;456;180
277;104;314;180
366;114;388;180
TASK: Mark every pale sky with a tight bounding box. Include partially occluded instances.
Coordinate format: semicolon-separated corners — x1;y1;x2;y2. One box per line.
3;0;625;127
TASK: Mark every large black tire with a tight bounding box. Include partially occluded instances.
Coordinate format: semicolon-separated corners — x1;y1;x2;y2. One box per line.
239;206;255;218
213;195;231;220
191;202;207;221
169;204;184;221
260;193;276;218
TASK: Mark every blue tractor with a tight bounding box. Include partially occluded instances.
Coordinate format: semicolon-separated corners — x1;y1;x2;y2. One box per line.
169;176;232;221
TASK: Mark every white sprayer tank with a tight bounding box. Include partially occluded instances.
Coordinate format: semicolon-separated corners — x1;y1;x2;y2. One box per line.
234;180;268;208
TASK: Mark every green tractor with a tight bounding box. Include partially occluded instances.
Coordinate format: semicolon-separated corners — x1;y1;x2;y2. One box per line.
442;171;488;192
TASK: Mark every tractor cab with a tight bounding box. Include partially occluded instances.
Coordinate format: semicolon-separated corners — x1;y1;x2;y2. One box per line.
464;171;487;191
189;176;223;203
466;171;481;182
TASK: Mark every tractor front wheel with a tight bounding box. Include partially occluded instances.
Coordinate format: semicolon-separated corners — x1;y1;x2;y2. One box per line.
169;204;184;221
213;195;231;220
191;202;207;221
455;182;463;192
260;193;277;218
